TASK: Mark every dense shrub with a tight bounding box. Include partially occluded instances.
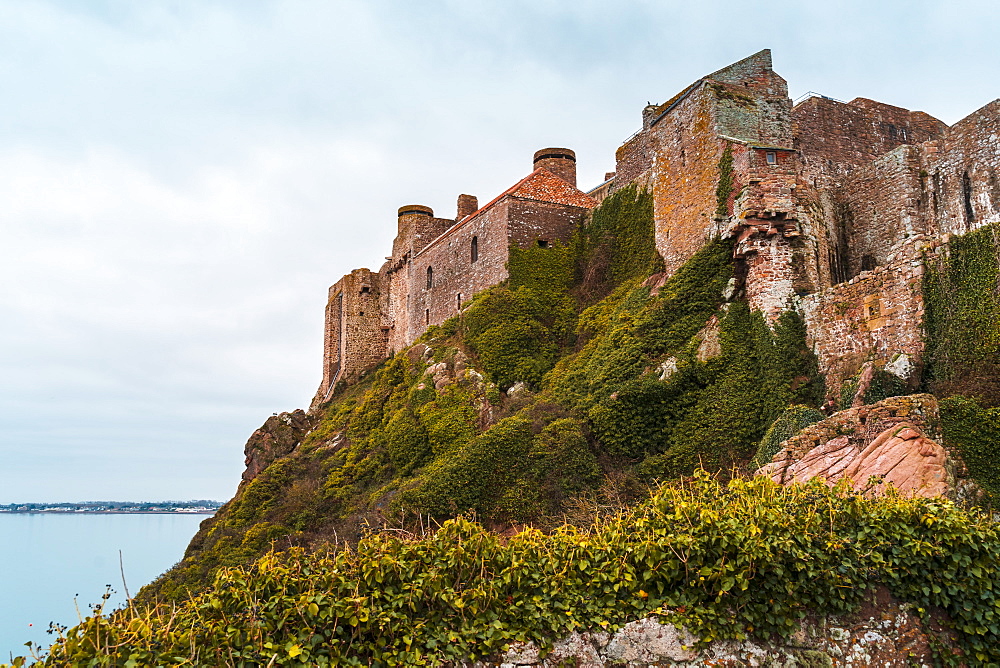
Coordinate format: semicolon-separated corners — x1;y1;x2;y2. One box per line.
18;474;999;666
749;404;825;471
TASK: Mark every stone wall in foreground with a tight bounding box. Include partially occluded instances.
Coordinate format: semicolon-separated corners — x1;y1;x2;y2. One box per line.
468;589;946;667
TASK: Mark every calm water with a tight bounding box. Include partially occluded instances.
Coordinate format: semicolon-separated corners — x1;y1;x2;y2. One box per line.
0;513;208;662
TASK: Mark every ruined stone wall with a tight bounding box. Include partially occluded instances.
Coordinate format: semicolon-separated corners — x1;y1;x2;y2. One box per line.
793;96;946;188
837;144;926;279
925;99;1000;236
792;96;947;290
733;144;807;320
313;268;388;407
800;238;930;397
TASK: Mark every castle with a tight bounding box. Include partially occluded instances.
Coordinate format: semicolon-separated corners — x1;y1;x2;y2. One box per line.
313;49;1000;407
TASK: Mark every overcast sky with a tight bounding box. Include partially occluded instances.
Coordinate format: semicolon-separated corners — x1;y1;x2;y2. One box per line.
1;0;998;503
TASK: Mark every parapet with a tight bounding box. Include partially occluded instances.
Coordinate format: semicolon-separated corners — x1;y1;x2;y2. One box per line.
397;205;434;217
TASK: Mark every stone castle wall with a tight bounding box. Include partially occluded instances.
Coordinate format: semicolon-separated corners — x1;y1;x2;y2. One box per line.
315;268;388;404
409;201;511;339
793;96;947;189
801;238;932;396
926;99;1000;236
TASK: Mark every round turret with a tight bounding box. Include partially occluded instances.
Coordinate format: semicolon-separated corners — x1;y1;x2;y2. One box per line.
397;205;434;217
532;148;576;187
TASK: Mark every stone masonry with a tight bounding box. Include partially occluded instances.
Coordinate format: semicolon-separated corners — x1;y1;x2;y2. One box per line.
314;49;1000;406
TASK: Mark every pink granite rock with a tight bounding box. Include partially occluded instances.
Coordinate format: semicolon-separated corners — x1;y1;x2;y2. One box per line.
757;422;951;497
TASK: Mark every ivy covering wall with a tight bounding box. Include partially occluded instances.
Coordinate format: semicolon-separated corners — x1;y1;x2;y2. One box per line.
924;222;1000;405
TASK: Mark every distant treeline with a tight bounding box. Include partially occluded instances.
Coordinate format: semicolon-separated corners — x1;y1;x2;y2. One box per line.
0;500;223;514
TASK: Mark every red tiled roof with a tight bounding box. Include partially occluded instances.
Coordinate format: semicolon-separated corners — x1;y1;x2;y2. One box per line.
506;168;599;209
415;168;597;256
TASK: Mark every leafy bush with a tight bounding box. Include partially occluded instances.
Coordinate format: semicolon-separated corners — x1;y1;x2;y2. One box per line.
18;474;999;666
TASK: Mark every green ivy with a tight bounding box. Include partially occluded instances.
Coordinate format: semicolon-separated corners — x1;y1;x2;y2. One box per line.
940;396;1000;505
462;286;574;390
924;222;1000;405
578;184;661;292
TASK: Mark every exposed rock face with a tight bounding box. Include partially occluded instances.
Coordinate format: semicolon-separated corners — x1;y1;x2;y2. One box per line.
472;592;944;666
241;409;313;483
755;394;973;498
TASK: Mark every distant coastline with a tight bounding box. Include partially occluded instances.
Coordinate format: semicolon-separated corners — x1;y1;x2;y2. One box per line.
0;501;223;514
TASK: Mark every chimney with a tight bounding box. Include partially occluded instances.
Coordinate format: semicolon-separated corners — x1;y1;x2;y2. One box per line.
456;194;478;220
533;148;576;187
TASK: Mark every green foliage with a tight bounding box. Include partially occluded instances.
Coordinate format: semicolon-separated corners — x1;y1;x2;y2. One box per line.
924;222;1000;404
546;238;735;413
578;185;661;290
395;416;535;520
749;405;825;471
863;369;906;405
715;144;734;218
462;287;574;390
772;311;826;407
22;474;999;666
940;396;1000;504
837;366;907;410
639;304;809;477
508;240;577;303
586;301;824;478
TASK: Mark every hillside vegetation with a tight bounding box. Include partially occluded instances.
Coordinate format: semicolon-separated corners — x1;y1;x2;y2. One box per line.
17;475;1000;666
143;186;824;601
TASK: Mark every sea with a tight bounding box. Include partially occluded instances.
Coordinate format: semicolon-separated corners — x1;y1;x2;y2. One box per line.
0;512;209;663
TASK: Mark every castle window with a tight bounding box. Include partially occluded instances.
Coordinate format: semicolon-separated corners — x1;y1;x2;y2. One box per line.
766;151;777;165
425;309;430;325
359;311;365;316
426;266;433;289
360;286;370;294
471;236;479;262
537;239;549;248
457;293;462;309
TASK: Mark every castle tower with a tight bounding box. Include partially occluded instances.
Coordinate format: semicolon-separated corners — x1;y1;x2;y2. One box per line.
533;148;577;186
